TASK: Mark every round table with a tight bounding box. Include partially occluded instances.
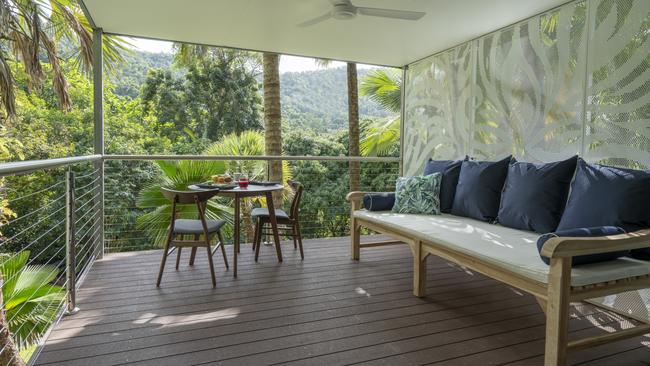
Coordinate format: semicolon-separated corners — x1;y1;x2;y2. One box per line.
188;183;284;277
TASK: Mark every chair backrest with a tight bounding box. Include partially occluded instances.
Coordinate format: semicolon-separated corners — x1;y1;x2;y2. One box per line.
160;187;220;204
287;180;303;220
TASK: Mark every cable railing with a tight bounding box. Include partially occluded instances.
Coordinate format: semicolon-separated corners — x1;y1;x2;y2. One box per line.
0;155;102;364
102;156;399;253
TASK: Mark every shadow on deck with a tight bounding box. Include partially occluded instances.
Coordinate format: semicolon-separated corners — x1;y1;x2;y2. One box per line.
35;236;649;365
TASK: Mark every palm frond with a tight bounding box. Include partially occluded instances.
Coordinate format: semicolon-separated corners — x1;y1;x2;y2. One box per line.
0;251;30;298
51;1;92;74
359;68;402;113
136;160;231;247
39;29;71;110
0;250;64;349
360;117;401;157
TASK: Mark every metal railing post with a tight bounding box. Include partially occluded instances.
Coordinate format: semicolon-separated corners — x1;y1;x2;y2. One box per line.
65;168;79;315
94;160;104;259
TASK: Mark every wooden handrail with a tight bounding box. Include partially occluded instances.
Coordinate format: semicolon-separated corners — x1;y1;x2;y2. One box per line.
541;229;650;259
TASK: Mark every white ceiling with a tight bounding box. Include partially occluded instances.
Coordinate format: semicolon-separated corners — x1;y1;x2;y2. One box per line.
82;0;569;67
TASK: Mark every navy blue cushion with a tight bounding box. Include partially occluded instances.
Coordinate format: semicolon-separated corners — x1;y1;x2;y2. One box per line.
537;226;628;265
556;159;650;259
423;159;462;213
451;156;513;222
497;156;578;233
363;193;395;211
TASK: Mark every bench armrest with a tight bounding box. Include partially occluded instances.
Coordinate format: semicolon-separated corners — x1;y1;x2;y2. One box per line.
541;229;650;259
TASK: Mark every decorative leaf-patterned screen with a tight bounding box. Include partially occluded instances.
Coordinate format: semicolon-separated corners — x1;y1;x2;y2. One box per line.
584;0;650;169
403;0;650;322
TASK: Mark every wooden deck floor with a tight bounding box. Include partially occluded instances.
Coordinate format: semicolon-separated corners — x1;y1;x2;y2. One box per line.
36;236;649;365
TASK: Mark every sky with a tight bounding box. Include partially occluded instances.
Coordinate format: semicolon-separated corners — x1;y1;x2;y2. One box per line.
128;37;370;73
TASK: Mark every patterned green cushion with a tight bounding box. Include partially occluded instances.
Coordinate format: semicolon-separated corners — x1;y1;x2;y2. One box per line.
392;173;442;215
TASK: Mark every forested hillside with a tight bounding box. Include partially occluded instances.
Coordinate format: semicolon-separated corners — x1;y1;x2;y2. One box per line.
110;50;391;133
109;51;178;98
280;68;390;132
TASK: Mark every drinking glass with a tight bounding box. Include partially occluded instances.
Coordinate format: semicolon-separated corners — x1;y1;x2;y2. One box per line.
238;173;249;188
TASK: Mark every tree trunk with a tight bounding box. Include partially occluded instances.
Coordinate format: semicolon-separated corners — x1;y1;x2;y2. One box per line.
0;279;26;366
347;62;360;192
263;53;283;207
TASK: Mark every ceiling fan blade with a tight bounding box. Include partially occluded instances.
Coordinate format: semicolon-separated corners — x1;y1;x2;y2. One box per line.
298;12;333;27
356;7;425;21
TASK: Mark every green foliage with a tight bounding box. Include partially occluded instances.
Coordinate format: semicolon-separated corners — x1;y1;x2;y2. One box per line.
359;68;402;157
0;251;64;349
359;68;402;113
360;117;400;157
136;160;231;247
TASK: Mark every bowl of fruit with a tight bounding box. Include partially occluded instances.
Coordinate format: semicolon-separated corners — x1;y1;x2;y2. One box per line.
209;174;237;189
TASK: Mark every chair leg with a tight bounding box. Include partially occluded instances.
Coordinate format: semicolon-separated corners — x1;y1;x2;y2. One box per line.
175;247;182;270
252;220;260;251
157;233;173;287
255;222;263;262
189;235;198;265
295;221;304;260
206;244;216;288
254;220;262;262
217;231;229;269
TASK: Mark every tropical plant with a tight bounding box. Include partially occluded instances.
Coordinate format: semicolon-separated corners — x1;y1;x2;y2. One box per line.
359;68;402;156
136;160;232;247
0;251;64;354
359;118;400;157
0;0;129;117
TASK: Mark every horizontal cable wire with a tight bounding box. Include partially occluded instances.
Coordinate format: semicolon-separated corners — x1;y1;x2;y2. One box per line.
0;194;66;228
74;176;100;192
74;184;99;201
74;168;100;180
4;181;65;204
0;206;66;246
74;192;101;213
74;205;100;227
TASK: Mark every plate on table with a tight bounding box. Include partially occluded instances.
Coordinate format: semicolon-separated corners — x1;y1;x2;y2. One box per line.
249;181;280;186
196;182;238;190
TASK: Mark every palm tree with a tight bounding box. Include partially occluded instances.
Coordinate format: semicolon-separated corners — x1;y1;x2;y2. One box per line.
347;62;361;191
204;131;292;241
0;0;128;118
136;160;232;247
359;68;402;156
0;251;64;365
314;59;360;191
262;53;283;206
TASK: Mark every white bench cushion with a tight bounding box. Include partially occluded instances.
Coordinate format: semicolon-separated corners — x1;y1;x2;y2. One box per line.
354;211;650;287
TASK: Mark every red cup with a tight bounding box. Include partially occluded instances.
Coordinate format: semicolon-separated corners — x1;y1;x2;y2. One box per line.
238;178;249;188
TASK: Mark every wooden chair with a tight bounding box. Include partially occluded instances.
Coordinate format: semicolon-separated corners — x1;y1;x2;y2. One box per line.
157;187;228;288
252;180;304;262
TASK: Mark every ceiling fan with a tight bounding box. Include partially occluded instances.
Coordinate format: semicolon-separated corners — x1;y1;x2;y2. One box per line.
299;0;425;27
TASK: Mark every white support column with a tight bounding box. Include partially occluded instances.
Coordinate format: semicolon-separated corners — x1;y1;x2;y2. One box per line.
399;66;407;176
93;28;105;259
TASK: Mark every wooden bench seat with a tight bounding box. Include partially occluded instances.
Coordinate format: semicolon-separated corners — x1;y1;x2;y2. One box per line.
347;191;650;366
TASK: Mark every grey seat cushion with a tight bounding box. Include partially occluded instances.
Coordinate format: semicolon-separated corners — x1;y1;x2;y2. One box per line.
251;208;290;219
173;219;226;234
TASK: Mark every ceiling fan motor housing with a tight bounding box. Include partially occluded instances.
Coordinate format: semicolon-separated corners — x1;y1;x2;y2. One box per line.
332;3;357;19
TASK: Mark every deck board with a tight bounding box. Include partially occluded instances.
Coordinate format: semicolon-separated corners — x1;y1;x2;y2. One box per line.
35;236;650;365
